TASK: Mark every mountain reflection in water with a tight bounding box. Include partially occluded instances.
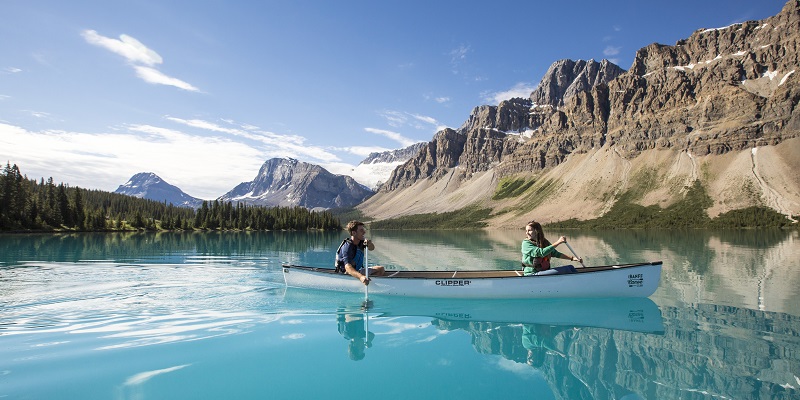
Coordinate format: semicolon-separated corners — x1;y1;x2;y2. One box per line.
430;301;799;400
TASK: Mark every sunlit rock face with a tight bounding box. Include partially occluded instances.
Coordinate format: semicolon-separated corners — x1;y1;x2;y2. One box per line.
218;158;373;209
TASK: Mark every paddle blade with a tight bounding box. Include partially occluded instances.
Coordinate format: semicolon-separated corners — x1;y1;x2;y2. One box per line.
361;299;373;310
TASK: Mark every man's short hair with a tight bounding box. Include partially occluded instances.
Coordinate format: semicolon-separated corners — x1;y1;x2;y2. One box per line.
346;220;364;234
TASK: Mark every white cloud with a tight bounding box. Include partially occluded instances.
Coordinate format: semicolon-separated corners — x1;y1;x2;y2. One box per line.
378;110;407;128
364;127;418;148
483;82;536;104
3;67;22;74
434;97;450;104
82;30;162;66
449;44;472;76
82;30;200;92
411;114;437;125
166;117;340;163
377;110;446;136
134;66;200;92
24;110;52;119
449;44;470;64
339;145;392;157
604;46;621;57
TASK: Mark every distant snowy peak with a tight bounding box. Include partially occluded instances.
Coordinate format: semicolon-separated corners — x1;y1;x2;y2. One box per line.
349;143;427;190
115;172;203;208
360;142;427;165
218;158;373;209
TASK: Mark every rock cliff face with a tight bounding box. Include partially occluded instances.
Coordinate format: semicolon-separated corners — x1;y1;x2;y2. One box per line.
219;158;373;209
529;59;625;107
372;1;800;222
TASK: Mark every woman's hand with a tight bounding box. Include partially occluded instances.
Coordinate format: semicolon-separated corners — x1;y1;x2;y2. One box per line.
555;236;567;245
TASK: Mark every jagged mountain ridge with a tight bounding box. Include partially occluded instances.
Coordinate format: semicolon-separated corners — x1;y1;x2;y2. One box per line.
218;158;373;209
529;59;625;107
114;172;203;208
365;0;800;224
362;142;427;164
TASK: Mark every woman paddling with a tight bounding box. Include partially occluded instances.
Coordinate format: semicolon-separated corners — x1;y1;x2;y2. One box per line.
521;221;582;276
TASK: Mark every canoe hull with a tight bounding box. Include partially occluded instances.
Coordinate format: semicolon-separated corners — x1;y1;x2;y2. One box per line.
282;262;662;299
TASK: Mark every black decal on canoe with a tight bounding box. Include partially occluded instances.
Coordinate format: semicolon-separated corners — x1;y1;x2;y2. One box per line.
435;280;472;287
628;273;643;287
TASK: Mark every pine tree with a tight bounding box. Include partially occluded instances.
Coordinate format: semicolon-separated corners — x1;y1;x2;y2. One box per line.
73;187;86;230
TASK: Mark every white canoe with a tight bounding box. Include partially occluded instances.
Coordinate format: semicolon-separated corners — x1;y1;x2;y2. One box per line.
282;261;662;299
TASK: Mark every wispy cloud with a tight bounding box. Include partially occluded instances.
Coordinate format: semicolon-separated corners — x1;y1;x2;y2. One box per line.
410;114;437;125
82;30;162;66
165;117;339;162
379;110;445;130
24;110;52;119
482;82;536;105
134;66;199;92
449;44;470;64
2;67;22;74
364;128;418;148
448;44;471;75
603;46;621;57
434;97;450;104
335;145;392;158
82;30;200;92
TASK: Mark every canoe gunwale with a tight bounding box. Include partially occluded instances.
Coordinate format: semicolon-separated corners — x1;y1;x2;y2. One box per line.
282;261;662;280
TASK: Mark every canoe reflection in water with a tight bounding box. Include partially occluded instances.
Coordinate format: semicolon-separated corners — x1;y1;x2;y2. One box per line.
337;311;375;361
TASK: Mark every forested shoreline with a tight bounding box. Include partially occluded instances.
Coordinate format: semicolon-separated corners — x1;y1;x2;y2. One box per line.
0;163;341;232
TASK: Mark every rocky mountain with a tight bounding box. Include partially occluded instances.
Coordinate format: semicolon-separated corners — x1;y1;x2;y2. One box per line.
114;172;203;208
347;142;427;190
364;0;800;225
529;59;625;107
218;158;373;209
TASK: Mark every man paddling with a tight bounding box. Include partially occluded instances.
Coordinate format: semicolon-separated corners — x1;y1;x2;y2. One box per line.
337;220;385;285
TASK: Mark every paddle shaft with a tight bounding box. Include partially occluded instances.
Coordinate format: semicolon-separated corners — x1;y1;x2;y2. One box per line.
364;240;369;302
564;242;586;268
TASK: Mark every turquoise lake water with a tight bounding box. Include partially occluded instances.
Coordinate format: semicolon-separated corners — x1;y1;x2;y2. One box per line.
1;229;799;399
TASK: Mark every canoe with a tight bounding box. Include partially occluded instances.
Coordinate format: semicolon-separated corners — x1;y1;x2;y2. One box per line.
281;261;662;299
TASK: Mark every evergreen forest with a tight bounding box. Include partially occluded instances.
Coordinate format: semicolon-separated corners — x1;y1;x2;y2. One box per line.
0;163;341;232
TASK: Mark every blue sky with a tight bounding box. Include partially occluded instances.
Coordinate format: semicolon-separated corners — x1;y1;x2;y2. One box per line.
0;0;787;199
